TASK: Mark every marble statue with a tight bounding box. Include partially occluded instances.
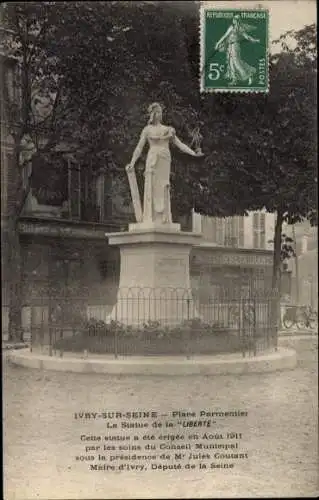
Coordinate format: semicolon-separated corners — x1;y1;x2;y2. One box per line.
126;102;203;225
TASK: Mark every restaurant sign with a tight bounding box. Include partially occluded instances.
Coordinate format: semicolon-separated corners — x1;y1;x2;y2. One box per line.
196;250;273;267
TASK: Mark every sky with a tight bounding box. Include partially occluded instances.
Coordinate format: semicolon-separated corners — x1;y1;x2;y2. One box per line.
203;0;317;42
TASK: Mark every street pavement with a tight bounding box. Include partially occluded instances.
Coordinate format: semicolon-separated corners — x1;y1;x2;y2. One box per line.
3;335;318;499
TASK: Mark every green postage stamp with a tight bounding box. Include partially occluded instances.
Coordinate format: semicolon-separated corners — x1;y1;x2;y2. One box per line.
200;7;269;93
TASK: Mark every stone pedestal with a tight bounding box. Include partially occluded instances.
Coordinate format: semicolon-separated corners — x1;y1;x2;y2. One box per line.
106;224;202;326
128;221;181;233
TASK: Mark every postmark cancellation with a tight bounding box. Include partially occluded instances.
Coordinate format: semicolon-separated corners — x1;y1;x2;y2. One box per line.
200;6;269;93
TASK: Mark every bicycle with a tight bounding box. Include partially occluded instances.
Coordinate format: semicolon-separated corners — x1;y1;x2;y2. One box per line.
283;305;318;330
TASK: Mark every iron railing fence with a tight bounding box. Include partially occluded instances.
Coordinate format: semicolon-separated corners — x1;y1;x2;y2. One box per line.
24;286;279;358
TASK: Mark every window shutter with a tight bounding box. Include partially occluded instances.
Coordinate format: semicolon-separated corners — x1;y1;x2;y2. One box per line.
253;213;259;248
216;218;224;245
224;217;233;246
238;216;244;247
211;217;217;243
202;216;217;241
260;213;266;249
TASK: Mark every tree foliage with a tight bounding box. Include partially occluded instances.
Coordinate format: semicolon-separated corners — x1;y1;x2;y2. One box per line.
39;1;200;194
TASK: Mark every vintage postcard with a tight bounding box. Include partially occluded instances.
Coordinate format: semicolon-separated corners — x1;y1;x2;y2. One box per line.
2;1;318;499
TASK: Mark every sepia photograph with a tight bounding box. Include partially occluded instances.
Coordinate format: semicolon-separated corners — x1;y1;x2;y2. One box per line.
1;1;318;498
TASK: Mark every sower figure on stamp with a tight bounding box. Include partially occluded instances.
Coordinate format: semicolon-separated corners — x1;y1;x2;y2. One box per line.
126;103;203;225
215;15;260;86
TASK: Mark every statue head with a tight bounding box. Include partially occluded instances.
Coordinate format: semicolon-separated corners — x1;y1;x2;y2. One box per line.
148;102;163;124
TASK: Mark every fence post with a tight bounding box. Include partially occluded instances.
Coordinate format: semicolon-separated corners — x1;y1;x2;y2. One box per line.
48;326;53;356
60;327;64;358
30;306;33;353
273;291;279;351
241;299;246;358
186;297;191;360
253;297;257;357
114;302;118;360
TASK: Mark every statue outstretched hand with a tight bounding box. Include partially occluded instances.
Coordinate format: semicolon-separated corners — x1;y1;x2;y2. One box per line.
194;151;204;158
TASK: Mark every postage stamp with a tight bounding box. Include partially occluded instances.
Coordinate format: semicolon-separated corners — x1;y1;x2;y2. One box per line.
200;7;269;93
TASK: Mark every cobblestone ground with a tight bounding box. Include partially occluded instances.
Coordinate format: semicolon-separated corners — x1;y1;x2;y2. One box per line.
3;337;318;500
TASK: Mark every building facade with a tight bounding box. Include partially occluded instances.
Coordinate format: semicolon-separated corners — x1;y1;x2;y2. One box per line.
283;222;318;308
190;211;275;297
192;210;275;250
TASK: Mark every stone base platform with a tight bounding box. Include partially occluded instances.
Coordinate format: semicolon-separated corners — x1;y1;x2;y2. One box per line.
7;347;297;375
128;221;181;232
106;227;202;325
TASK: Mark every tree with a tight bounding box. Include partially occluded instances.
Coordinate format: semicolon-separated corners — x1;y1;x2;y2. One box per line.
251;24;317;291
1;2;80;340
268;233;295;296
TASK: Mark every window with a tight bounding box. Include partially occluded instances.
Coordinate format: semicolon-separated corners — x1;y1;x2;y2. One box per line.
238;216;245;247
49;258;83;295
32;154;68;207
200;215;245;247
224;217;233;246
216;217;224;245
23;246;49;278
96;173;113;222
224;216;244;247
253;212;266;249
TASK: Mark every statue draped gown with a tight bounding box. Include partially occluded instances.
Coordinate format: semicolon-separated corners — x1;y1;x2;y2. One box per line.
142;125;176;224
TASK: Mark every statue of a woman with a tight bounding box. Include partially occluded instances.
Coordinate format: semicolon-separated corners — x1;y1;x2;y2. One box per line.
126;103;203;225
